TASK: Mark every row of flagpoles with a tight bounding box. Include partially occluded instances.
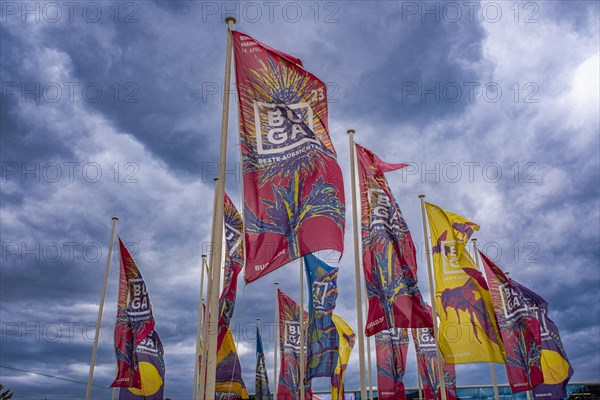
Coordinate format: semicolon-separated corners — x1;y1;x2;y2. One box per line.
83;16;574;400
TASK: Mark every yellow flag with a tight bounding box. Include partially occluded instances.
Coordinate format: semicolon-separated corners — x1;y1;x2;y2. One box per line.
331;314;356;400
425;202;505;364
215;327;250;399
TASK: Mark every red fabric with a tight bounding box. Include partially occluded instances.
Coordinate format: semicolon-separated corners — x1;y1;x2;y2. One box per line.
232;31;345;283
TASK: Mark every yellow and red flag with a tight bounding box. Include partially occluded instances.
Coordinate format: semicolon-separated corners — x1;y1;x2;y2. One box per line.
232;31;345;283
111;238;157;389
425;202;505;364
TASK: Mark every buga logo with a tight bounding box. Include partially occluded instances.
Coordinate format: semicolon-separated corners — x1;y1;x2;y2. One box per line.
254;102;319;155
418;329;436;348
499;282;528;319
127;278;151;316
225;222;242;255
441;240;463;275
283;321;301;351
368;188;402;232
312;281;329;311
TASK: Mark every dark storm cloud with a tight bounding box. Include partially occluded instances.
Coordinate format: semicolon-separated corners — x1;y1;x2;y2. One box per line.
1;0;598;398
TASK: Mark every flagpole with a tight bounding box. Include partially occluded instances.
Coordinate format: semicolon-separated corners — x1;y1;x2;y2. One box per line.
200;177;220;400
85;216;118;400
416;353;424;400
299;258;306;400
274;281;280;398
472;239;500;400
347;129;368;400
363;286;374;399
204;16;236;400
193;254;208;400
418;195;447;400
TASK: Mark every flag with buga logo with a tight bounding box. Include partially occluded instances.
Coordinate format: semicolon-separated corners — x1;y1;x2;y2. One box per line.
278;288;309;400
375;328;409;400
355;143;432;336
111;238;156;389
425;202;505;364
510;280;573;399
411;306;457;400
480;251;543;392
218;193;244;347
255;324;270;400
304;254;339;381
119;331;165;400
232;31;345;284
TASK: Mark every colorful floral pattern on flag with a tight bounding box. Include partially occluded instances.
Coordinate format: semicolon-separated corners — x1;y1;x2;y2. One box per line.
511;281;574;399
111;238;156;388
331;314;355;400
232;31;345;283
355;144;432;336
119;331;165;400
218;193;244;347
411;322;457;400
277;288;308;400
375;328;409;400
425;202;505;364
480;251;544;392
304;254;339;381
255;325;270;400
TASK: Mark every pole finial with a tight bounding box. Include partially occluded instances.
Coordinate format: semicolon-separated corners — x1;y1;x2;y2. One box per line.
112;216;119;221
418;194;425;199
347;129;355;135
274;281;279;286
225;16;236;25
202;254;207;258
214;177;218;182
472;238;477;242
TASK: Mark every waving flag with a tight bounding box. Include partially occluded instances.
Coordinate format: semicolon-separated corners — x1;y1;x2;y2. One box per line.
480;251;544;392
255;324;270;400
304;254;339;381
331;314;355;400
355;144;432;336
511;281;574;399
111;238;157;389
375;328;410;400
425;202;505;364
218;193;244;346
412;313;457;400
278;288;308;400
119;331;165;400
215;327;249;399
232;31;346;283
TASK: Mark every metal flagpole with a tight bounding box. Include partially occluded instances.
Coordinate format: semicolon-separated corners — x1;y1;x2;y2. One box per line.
274;281;280;398
204;16;236;400
418;195;447;400
85;216;119;400
299;258;306;400
193;254;208;400
347;129;369;400
200;177;221;400
417;355;424;400
472;239;500;400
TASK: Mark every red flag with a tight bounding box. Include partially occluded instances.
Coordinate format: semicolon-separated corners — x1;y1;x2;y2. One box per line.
356;143;432;336
217;193;244;347
480;251;544;392
111;238;156;388
277;289;308;400
232;31;345;283
375;328;409;400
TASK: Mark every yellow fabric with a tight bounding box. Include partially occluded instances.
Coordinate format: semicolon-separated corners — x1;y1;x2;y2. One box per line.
540;349;570;384
331;314;355;400
215;327;250;399
425;202;506;364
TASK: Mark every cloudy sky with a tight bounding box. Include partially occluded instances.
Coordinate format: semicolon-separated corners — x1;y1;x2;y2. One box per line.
1;1;598;398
